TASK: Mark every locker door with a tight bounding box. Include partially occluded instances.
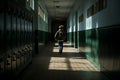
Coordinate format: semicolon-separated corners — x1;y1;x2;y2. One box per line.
11;14;17;48
0;10;4;71
16;15;21;68
21;18;25;46
19;13;25;65
25;19;27;45
26;20;29;44
6;12;12;50
11;14;17;71
0;57;4;73
16;16;21;47
29;21;33;59
28;21;30;44
30;21;33;43
5;11;12;72
0;12;4;54
19;17;23;46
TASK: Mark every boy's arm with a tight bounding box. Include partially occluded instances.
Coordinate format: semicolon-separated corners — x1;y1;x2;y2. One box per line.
54;31;58;41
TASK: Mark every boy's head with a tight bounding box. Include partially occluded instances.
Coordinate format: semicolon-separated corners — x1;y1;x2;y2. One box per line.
59;25;64;29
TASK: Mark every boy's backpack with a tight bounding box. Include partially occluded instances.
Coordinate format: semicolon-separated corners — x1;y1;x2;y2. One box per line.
55;30;65;40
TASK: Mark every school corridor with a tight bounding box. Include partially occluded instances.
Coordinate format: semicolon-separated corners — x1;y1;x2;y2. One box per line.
0;0;120;80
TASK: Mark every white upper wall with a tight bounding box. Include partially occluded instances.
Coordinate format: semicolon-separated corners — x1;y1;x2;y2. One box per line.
38;0;48;32
68;0;120;32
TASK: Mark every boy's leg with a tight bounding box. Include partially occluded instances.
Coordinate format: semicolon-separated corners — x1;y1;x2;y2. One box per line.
58;41;63;54
58;41;61;53
59;41;63;54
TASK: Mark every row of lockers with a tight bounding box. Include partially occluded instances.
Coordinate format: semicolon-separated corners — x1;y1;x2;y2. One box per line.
0;45;32;75
0;12;33;54
0;1;33;78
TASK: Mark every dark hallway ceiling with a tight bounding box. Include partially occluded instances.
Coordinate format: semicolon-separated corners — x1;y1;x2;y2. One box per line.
43;0;76;20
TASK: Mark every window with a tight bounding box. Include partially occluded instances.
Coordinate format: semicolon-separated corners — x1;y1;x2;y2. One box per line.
94;2;99;14
99;0;107;11
26;0;34;10
87;0;107;18
38;6;45;20
87;5;94;18
79;14;83;23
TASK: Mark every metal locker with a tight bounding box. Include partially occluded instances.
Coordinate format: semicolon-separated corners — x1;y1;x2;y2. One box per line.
16;50;21;69
5;9;12;50
30;21;33;43
27;46;31;60
11;51;17;71
22;47;26;64
11;12;17;48
16;14;21;47
10;7;18;72
29;18;33;58
27;46;30;60
0;57;4;73
26;21;30;60
26;20;29;44
19;17;23;46
21;16;26;45
29;21;32;44
21;18;25;46
20;48;24;65
26;19;30;62
21;18;26;64
5;8;12;72
25;18;28;45
25;46;28;63
26;15;29;42
28;20;30;44
15;9;21;69
5;51;12;72
0;12;5;54
26;46;29;62
27;21;32;59
27;46;30;59
23;20;26;45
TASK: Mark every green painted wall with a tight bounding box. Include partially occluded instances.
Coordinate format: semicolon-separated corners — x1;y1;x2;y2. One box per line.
68;28;100;69
67;32;74;46
38;30;49;44
67;0;120;79
68;26;120;79
37;0;49;45
85;29;100;69
98;26;120;79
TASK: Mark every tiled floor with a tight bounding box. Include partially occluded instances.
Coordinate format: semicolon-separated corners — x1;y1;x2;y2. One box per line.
18;42;109;80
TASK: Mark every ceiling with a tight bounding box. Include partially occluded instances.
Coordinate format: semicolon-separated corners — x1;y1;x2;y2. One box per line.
43;0;76;21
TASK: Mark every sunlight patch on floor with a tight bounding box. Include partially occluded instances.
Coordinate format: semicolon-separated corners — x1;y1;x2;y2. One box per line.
48;57;99;71
54;42;71;46
53;47;78;53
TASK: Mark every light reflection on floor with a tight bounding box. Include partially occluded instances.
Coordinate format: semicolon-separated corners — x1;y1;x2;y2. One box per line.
48;57;99;71
53;47;78;53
